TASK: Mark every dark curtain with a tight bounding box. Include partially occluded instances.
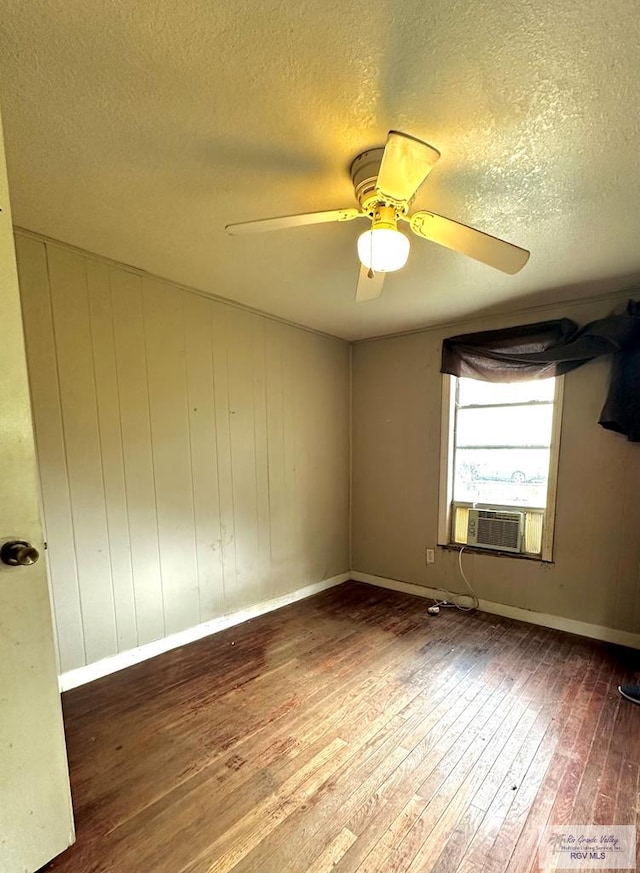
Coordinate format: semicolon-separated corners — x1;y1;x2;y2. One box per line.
441;299;640;441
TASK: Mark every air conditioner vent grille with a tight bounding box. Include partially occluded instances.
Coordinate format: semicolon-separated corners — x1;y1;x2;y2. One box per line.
477;510;520;522
477;517;519;549
467;508;523;553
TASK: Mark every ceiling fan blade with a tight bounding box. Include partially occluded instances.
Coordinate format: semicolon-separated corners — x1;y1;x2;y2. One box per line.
355;265;386;303
226;208;362;235
375;131;440;203
409;211;530;274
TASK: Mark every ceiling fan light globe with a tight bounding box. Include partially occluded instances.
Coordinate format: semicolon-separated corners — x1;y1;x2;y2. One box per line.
357;228;410;273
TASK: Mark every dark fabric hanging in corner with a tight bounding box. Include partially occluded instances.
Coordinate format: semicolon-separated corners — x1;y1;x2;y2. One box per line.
441;299;640;441
599;331;640;441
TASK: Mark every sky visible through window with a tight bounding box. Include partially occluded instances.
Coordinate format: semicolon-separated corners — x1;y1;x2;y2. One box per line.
453;376;555;508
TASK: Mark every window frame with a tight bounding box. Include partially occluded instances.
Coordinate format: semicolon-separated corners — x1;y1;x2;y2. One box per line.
437;373;564;562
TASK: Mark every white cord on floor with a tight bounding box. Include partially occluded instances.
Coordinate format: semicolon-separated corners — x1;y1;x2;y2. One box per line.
432;546;480;612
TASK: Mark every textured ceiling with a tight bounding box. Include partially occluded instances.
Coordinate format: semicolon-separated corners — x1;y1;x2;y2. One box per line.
1;0;640;340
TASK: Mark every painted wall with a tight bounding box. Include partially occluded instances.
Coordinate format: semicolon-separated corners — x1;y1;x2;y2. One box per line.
351;293;640;635
15;233;350;673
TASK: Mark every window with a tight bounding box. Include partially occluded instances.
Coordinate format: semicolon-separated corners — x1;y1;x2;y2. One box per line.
438;375;563;560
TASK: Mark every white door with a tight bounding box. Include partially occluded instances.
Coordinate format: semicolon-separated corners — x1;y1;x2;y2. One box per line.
0;111;74;870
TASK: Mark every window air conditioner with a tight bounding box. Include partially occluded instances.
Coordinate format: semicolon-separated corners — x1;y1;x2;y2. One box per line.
467;508;524;553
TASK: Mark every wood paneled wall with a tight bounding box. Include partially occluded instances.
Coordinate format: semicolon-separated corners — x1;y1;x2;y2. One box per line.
15;234;350;673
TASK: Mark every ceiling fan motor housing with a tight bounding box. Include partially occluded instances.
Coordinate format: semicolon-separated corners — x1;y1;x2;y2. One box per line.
350;148;410;217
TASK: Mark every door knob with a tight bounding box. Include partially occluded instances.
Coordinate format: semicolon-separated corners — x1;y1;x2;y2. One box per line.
1;540;40;566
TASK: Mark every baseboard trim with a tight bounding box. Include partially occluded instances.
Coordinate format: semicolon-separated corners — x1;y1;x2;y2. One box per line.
60;568;640;690
350;570;640;651
59;572;350;691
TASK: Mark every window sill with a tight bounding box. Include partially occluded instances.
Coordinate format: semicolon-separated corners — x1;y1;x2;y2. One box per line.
440;543;552;563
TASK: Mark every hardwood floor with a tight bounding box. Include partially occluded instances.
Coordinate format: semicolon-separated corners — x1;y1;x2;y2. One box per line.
45;581;640;873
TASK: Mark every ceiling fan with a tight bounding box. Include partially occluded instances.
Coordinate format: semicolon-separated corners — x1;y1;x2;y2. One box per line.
225;130;530;302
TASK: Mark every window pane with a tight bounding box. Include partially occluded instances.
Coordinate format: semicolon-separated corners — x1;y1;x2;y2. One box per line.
453;447;550;507
457;377;555;407
456;405;554;448
448;375;557;550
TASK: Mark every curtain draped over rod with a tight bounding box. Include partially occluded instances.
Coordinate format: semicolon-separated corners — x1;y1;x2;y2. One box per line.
441;299;640;442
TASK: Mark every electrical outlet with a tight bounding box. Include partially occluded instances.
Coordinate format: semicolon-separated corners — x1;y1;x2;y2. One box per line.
425;548;435;565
